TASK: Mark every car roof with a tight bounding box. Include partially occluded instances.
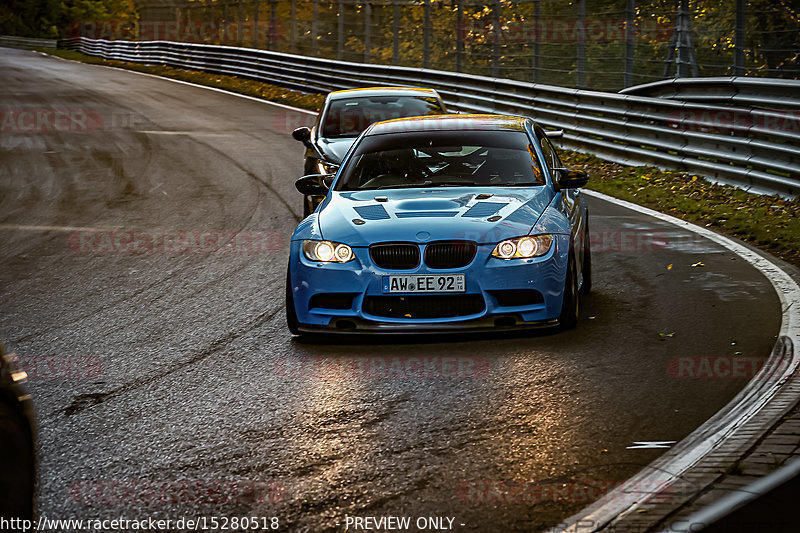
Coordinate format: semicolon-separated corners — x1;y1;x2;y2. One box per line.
366;114;531;135
327;87;441;100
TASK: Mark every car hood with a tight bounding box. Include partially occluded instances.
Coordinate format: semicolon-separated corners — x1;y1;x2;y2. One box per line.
315;137;357;165
316;187;555;246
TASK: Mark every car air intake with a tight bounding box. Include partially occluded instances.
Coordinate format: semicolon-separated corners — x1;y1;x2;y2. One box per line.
364;294;485;319
309;293;357;310
370;243;420;270
488;289;544;307
424;241;478;269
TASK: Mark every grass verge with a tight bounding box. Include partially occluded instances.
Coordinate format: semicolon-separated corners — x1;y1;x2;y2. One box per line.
37;47;800;267
570;152;800;267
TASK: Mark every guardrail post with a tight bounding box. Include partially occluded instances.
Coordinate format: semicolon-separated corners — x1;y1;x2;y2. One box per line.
734;0;745;76
270;0;278;50
238;0;244;46
222;2;229;44
423;0;431;69
624;0;635;87
491;0;500;77
290;0;297;52
576;0;586;88
254;0;260;47
313;0;320;56
532;0;541;83
338;0;345;59
674;0;698;78
364;1;372;63
392;0;400;65
456;1;464;73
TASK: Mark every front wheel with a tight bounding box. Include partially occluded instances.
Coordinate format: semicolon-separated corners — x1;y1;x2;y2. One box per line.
581;217;592;294
559;252;580;330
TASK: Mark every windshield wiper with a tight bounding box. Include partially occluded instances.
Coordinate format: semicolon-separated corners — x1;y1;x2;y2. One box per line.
428;180;477;187
375;180;477;190
376;182;430;189
323;134;360;140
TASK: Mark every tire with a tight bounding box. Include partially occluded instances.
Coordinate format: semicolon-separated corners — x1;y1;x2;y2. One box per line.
581;217;592;294
285;268;301;336
559;252;580;329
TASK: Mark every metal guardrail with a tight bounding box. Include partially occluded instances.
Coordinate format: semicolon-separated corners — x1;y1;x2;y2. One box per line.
621;77;800;111
54;37;800;196
0;35;57;50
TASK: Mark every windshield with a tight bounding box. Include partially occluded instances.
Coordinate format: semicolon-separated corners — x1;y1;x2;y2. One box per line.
320;95;443;138
335;130;545;191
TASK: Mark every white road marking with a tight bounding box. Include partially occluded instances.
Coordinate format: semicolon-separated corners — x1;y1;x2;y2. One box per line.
0;224;123;232
626;441;677;450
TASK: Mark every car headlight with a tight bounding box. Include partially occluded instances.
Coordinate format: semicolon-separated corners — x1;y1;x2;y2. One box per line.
316;160;339;175
302;240;354;263
492;235;553;259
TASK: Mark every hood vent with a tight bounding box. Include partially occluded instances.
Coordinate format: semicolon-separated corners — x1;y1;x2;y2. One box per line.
462;202;505;218
396;211;458;218
354;204;390;221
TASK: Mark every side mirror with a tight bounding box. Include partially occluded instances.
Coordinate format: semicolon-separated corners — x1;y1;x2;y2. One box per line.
555;168;588;189
295;174;334;196
292;127;312;148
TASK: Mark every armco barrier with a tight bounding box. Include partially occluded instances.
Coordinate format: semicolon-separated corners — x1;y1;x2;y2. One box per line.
0;35;57;50
18;36;800;196
621;77;800;110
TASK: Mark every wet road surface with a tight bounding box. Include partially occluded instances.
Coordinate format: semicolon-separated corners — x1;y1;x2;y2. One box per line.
0;48;782;532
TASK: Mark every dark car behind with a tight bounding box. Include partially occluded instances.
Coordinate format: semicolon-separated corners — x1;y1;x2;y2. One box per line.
0;341;35;526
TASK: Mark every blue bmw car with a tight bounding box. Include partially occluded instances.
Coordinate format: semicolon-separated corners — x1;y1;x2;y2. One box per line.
286;114;590;334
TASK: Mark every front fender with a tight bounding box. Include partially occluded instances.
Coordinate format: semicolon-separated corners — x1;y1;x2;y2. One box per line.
530;195;571;236
290;213;324;242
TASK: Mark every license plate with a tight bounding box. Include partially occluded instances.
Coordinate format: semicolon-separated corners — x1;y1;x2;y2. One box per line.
382;274;465;293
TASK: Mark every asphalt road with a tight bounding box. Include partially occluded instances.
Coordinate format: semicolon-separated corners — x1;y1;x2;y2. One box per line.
0;48;783;532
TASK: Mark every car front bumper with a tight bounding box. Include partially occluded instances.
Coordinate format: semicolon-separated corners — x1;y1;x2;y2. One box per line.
288;236;570;333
